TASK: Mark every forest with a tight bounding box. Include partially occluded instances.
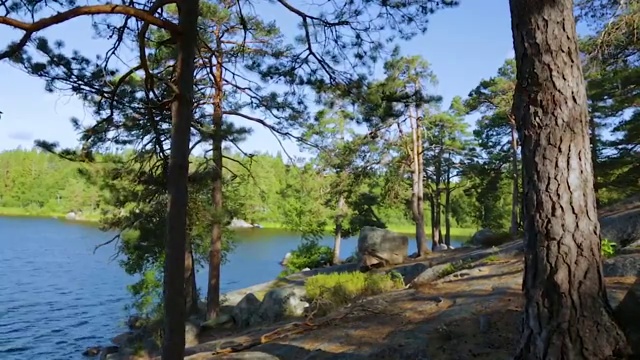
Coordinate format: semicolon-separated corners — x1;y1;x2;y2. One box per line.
1;0;639;358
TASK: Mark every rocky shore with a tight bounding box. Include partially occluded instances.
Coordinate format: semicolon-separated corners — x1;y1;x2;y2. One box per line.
85;221;640;360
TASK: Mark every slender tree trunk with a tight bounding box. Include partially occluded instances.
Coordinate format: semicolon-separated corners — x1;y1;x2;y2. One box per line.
444;168;451;247
509;115;520;238
185;240;199;316
410;112;428;256
429;194;435;247
509;0;629;358
432;179;441;250
207;35;224;321
163;0;199;357
333;193;346;264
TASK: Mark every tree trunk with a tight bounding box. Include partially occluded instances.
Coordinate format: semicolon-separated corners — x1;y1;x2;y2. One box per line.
509;115;519;238
432;181;441;250
410;112;428;256
163;0;199;357
185;240;199;316
333;193;346;264
444;167;452;247
429;194;435;248
207;35;224;321
509;0;629;358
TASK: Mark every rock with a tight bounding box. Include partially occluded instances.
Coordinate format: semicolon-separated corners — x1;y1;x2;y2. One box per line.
185;351;280;359
126;315;144;330
599;196;640;247
280;252;292;266
357;226;408;269
478;314;490;333
232;293;262;328
434;243;449;252
408;263;452;288
612;278;640;355
251;287;308;325
111;332;134;347
65;211;77;220
469;229;512;247
201;313;233;329
98;346;119;360
619;239;640;254
390;263;428;285
185;320;200;347
229;218;254;228
82;346;101;357
603;254;640;277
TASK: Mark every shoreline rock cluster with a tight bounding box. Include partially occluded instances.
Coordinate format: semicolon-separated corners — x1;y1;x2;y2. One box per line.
83;222;640;359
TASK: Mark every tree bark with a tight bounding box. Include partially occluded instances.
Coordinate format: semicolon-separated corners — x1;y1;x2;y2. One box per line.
432;161;442;250
444;165;452;247
509;0;629;358
509;114;520;238
332;193;346;264
207;30;224;321
163;0;199;357
410;112;428;256
185;240;199;316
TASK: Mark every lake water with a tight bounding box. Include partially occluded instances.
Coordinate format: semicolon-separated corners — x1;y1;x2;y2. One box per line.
0;216;465;359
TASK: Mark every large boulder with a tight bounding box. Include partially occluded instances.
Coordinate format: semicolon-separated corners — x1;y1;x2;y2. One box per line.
250;287;308;326
357;227;408;269
599;195;640;248
469;229;512;247
232;293;262;328
603;254;640;278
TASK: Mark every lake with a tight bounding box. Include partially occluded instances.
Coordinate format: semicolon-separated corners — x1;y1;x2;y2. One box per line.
0;216;466;359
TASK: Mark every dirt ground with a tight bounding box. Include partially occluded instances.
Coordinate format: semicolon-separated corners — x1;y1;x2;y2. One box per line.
186;254;639;360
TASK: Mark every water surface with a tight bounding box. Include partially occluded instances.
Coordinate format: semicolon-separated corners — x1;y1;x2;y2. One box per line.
0;217;465;359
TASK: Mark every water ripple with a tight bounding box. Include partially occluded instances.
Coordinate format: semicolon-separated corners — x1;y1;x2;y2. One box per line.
0;217;131;360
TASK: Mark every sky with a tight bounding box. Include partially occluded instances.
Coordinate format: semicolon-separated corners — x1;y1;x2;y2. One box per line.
0;1;515;157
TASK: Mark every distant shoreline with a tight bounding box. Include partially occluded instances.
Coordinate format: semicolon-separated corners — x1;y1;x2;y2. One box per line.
0;207;477;237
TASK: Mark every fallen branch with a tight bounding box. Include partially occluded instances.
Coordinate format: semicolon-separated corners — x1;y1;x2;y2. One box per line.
205;311;350;356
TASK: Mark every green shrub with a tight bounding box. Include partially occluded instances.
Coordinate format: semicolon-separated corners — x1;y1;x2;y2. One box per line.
280;239;333;277
305;271;404;315
601;238;617;258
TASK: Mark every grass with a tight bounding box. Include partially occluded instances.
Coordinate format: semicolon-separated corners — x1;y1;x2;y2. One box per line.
1;207;477;239
259;221;476;237
0;206;101;223
305;271;404;315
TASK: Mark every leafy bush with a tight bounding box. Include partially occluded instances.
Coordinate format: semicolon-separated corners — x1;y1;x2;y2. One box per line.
601;238;617;258
280;239;333;277
305;271;404;315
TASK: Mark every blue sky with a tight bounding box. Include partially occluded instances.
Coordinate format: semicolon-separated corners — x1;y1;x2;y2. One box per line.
0;1;515;156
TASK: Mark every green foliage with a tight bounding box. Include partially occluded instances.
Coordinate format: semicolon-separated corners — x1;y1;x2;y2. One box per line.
280;239;334;277
305;271;404;315
601;238;617;258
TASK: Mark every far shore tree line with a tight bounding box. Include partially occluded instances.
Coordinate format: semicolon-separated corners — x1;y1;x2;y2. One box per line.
1;0;639;358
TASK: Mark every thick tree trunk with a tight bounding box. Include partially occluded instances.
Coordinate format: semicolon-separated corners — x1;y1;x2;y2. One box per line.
509;115;519;238
163;0;199;357
509;0;629;358
207;40;224;321
410;113;428;256
332;193;346;264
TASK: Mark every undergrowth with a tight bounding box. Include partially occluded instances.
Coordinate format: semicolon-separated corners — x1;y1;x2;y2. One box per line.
305;271;404;316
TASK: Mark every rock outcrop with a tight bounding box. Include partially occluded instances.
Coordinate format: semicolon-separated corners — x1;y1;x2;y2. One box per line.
357;226;408;269
599;195;640;248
